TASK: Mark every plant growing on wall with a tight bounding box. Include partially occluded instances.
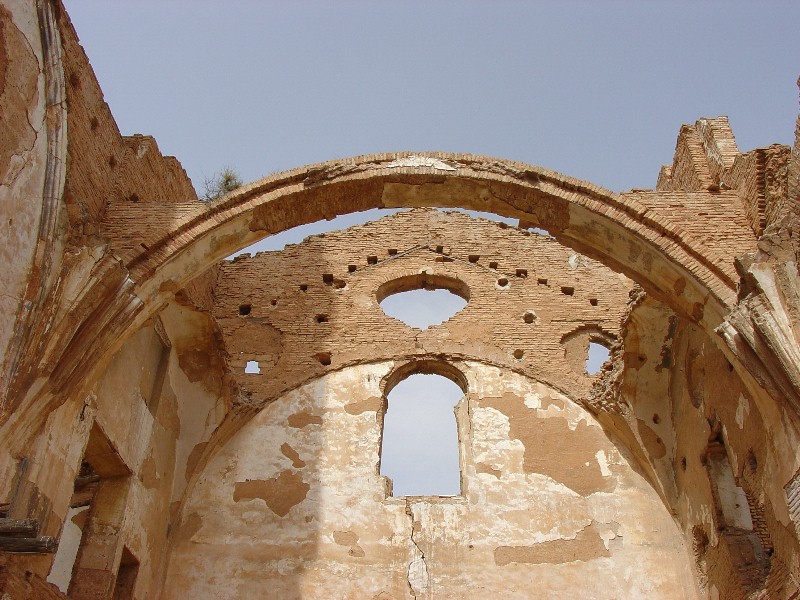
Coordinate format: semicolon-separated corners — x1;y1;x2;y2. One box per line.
202;167;243;201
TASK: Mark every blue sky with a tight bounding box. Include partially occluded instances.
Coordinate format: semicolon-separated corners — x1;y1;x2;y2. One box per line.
62;1;799;495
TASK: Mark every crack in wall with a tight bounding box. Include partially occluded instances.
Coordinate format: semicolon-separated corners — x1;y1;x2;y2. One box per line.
404;500;428;599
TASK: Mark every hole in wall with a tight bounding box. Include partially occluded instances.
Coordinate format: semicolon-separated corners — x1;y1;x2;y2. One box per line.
315;314;328;323
380;373;463;496
108;155;117;169
367;255;378;265
561;286;575;296
497;278;509;288
516;269;528;278
299;284;308;292
90;117;99;131
348;265;357;272
586;342;610;375
377;274;469;329
315;352;332;366
244;360;260;374
238;304;251;316
523;311;537;324
537;278;548;285
589;298;598;306
489;261;498;269
468;255;480;263
388;248;397;255
513;349;524;360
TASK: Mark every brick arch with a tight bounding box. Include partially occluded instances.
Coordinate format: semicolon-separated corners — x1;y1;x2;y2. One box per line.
4;152;740;462
129;152;734;330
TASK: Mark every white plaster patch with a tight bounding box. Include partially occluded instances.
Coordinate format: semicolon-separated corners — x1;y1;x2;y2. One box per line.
735;393;750;428
596;450;612;477
568;253;580;270
523;392;541;409
386;155;457;171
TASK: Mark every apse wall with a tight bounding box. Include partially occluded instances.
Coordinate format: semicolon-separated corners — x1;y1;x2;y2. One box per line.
163;362;700;599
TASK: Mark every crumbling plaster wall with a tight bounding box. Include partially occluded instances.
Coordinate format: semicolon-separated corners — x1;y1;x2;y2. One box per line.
165;362;700;600
592;292;800;599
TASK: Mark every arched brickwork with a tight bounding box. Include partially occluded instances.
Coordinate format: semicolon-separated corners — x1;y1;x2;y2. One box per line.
0;153;751;468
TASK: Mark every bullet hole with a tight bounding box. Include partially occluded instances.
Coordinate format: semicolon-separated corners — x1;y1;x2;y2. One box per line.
468;255;480;263
315;314;328;323
516;269;528;278
348;264;357;272
367;255;378;265
652;413;660;424
523;311;536;324
537;278;548;285
238;304;251;316
315;352;332;366
489;261;498;269
513;349;524;360
561;286;574;296
590;298;598;306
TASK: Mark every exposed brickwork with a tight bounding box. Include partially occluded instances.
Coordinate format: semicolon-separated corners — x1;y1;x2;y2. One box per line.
214;209;632;406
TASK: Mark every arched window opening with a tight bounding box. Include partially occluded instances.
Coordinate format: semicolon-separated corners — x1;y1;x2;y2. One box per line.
586;342;611;375
380;373;464;496
377;274;469;330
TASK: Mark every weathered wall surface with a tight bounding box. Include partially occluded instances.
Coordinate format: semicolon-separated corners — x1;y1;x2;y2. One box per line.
0;0;50;403
593;292;800;599
165;362;700;600
2;2;800;599
214;208;632;408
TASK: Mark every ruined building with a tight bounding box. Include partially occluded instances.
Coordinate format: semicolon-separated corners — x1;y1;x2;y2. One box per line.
2;1;800;598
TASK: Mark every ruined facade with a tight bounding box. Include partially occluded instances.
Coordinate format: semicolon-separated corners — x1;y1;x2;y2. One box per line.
2;1;800;598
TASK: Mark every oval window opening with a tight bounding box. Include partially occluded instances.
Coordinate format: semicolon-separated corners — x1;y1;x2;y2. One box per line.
377;274;469;330
380;373;463;496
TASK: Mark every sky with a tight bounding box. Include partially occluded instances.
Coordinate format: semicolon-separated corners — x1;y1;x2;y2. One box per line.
62;1;799;495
